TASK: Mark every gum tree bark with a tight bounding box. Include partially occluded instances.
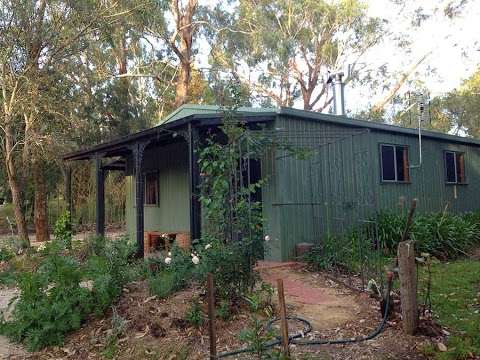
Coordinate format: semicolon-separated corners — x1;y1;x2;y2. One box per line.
5;125;30;243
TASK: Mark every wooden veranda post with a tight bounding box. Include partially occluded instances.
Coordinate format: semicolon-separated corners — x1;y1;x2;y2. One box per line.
397;240;418;335
95;155;105;237
131;141;149;258
207;273;217;360
277;279;289;356
188;123;201;241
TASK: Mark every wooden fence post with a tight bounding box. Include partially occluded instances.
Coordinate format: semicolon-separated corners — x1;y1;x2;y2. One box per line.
277;279;289;356
397;240;418;335
207;273;217;360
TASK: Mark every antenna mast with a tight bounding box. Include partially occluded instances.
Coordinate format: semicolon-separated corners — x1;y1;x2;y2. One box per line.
410;92;429;169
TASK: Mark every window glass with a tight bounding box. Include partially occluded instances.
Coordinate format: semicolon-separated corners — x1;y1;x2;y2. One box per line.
445;152;457;183
381;145;396;181
381;144;409;182
145;172;158;205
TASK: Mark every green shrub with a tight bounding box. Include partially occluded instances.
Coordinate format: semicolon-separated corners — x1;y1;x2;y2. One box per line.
0;236;137;351
196;238;258;302
0;268;17;287
306;210;480;280
375;211;406;251
0;247;14;262
463;210;480;227
147;245;194;298
85;237;137;313
185;298;204;328
303;234;352;271
1;236;29;255
374;211;480;258
148;271;177;299
0;257;92;351
53;211;72;249
304;231;380;273
244;282;274;317
102;308;127;359
217;299;232;321
239;317;277;359
84;235;108;257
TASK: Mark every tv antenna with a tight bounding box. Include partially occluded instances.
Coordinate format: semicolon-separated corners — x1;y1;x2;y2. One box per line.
409;92;430;169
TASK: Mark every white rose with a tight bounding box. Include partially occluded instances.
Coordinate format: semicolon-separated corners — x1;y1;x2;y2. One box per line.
192;256;200;265
205;244;212;250
165;257;172;265
264;235;271;242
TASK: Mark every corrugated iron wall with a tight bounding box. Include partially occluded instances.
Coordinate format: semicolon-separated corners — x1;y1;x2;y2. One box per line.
262;115;480;261
371;131;480;214
262;116;376;260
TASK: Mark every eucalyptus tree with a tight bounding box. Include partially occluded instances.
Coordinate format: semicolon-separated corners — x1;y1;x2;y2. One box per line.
207;0;384;111
144;0;204;108
430;69;480;138
0;0;109;243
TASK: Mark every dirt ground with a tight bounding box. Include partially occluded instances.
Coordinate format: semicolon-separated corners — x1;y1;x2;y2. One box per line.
0;288;27;359
0;229;126;245
0;264;434;360
259;264;430;360
259;264;361;330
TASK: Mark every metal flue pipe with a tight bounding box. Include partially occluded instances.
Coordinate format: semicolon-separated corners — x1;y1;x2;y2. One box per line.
333;72;345;116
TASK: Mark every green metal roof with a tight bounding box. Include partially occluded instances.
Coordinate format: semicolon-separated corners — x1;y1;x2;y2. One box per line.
64;103;480;161
159;104;480;147
159;104;277;125
278;107;480;146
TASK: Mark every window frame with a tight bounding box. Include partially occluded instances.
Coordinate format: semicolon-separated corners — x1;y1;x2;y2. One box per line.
444;150;467;185
144;171;159;206
379;143;411;184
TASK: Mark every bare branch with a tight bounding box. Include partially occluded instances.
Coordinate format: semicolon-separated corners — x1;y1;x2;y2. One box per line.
372;50;433;112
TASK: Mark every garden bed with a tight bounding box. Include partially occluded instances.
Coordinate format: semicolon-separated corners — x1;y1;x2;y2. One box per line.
1;265;436;360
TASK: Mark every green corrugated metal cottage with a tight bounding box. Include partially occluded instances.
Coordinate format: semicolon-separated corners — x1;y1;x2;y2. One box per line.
64;105;480;261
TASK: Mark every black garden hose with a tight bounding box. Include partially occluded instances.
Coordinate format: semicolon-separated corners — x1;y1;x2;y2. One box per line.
216;272;393;358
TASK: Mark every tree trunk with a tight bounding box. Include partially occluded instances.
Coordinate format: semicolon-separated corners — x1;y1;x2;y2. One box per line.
302;88;313;111
175;60;190;107
115;33;131;136
171;0;197;108
32;160;49;242
4;124;29;243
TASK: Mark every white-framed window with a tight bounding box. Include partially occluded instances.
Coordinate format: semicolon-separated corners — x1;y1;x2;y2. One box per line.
380;144;410;183
444;151;466;184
